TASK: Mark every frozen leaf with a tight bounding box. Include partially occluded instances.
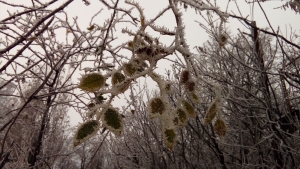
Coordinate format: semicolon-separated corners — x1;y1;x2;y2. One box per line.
78;73;105;92
191;92;200;103
176;108;188;127
182;101;196;118
180;70;189;84
184;81;195;92
218;34;228;46
163;128;177;150
102;107;123;136
123;62;136;76
204;101;218;124
74;120;100;147
214;118;227;137
148;97;166;118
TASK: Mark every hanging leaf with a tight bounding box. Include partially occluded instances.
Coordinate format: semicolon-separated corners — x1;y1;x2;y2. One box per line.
180;70;189;84
184;81;195;92
148;97;165;118
182;100;196;118
112;72;125;85
176;108;188;127
74;120;100;147
163;128;177;150
218;34;228;46
214;118;227;137
191;92;200;103
123;62;136;76
204;101;218;124
78;73;105;92
102;107;123;136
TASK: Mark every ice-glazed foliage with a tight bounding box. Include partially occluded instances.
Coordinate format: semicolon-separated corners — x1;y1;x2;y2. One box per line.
103;107;123;136
149;97;165;118
176;108;188;126
184;81;195;92
182;100;196;118
180;70;190;84
78;73;105;92
204;101;218;124
214;118;227;137
218;34;228;46
133;58;148;72
112;72;125;85
164;129;177;150
123;62;137;76
191;92;200;103
74;120;100;147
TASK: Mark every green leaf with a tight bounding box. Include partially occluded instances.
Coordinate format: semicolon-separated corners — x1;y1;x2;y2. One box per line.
176;108;188;127
182;100;196;118
102;107;123;136
78;73;105;92
163;128;177;150
148;97;165;118
123;63;136;76
74;120;100;147
204;101;217;124
214;118;227;137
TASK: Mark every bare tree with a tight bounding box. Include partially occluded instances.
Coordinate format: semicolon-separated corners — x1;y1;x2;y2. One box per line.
0;0;299;168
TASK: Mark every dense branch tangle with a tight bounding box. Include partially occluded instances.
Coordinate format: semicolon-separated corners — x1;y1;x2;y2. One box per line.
0;0;299;168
